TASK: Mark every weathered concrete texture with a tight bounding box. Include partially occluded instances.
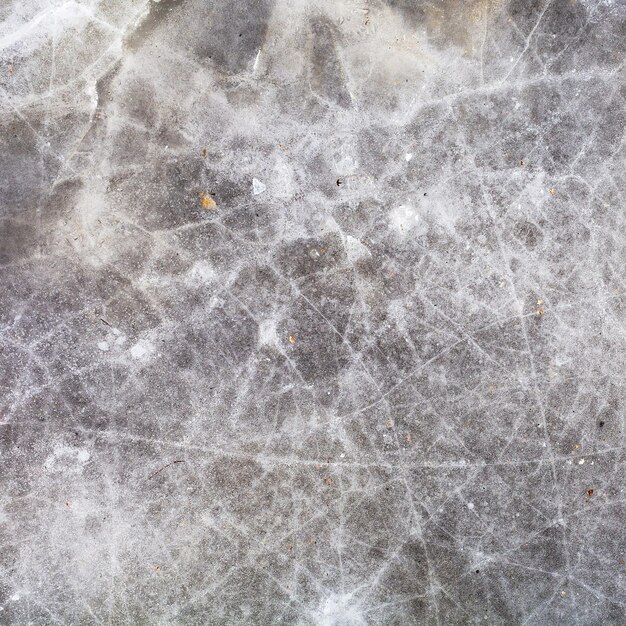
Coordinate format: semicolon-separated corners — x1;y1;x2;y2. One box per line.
1;0;626;623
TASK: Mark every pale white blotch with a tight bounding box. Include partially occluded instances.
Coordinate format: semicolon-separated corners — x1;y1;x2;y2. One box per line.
187;261;215;285
252;178;266;195
43;444;91;475
258;319;279;348
344;235;371;264
316;594;366;626
389;204;421;234
130;339;156;361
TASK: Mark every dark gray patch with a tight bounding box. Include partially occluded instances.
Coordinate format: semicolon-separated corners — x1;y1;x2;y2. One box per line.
0;219;36;265
194;0;272;74
0;113;45;213
122;77;159;128
108;156;212;231
276;233;346;279
513;220;542;249
308;17;351;108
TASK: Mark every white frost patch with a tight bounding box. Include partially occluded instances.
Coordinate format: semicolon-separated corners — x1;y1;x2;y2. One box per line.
43;444;91;474
344;235;371;264
389;204;420;234
252;178;266;195
130;339;155;361
316;594;366;626
10;594;19;602
333;143;359;174
187;261;215;285
67;178;111;267
0;2;86;53
100;329;126;351
258;319;279;347
272;160;296;199
405;152;413;162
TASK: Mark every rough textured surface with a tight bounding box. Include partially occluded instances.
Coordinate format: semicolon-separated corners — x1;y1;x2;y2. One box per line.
1;0;626;623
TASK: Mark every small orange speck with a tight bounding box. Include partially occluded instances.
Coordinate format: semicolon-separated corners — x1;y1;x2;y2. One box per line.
587;489;594;497
323;477;333;486
288;335;296;344
548;188;557;196
64;501;71;508
8;66;14;76
153;564;161;572
520;159;525;166
200;193;216;210
201;148;207;158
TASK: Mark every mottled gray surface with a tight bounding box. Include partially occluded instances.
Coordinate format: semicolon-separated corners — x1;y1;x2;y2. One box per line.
1;0;626;624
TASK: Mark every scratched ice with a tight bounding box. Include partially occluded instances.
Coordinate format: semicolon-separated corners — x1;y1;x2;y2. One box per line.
0;0;625;624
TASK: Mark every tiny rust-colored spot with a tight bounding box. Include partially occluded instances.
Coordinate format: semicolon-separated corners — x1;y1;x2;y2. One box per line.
153;564;161;572
619;559;625;565
288;543;293;551
8;66;14;76
536;309;544;315
548;187;557;196
201;148;207;158
520;159;525;166
64;501;72;508
288;335;296;344
587;489;594;497
323;477;333;486
200;193;216;210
